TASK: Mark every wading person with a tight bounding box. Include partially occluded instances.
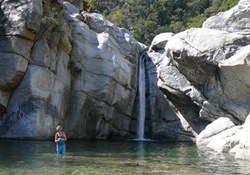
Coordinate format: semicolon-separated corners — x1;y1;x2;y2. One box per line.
55;125;67;154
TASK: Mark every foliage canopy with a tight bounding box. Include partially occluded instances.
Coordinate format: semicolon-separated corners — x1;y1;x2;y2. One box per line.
96;0;239;46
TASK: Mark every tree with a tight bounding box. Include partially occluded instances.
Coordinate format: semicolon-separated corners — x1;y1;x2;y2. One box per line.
88;0;98;12
96;0;240;46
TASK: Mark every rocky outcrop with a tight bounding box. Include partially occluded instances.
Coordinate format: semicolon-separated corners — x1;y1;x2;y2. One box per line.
196;115;250;160
153;0;250;160
0;1;144;139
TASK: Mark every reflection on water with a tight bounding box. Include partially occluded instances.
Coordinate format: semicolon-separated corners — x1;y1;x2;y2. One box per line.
0;140;250;175
196;148;250;175
136;142;144;175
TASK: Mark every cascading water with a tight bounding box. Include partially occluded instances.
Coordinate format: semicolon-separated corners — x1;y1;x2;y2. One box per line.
137;56;146;140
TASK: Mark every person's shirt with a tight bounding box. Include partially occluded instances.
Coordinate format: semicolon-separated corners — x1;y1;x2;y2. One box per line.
56;132;66;146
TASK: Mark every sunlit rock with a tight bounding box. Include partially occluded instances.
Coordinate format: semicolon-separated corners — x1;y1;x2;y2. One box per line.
0;0;147;139
63;6;143;139
203;0;250;34
149;32;174;52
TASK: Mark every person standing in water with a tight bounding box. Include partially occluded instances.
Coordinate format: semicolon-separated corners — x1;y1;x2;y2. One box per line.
55;125;67;154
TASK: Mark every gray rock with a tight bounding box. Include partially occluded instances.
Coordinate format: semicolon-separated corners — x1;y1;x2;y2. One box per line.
62;5;142;139
206;126;241;153
144;51;195;141
203;0;250;34
154;0;250;149
196;117;239;152
230;114;250;160
63;1;81;14
31;38;51;68
0;0;43;40
218;45;250;121
2;65;70;138
1;0;250;149
234;149;250;161
0;1;144;139
0;0;42;117
163;26;250;123
149;32;175;52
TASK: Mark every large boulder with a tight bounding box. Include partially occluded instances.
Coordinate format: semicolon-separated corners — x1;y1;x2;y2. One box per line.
230;115;250;160
196;117;236;147
162;27;250;123
197;114;250;161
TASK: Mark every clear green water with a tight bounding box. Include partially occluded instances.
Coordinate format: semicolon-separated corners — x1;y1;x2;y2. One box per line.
0;140;250;175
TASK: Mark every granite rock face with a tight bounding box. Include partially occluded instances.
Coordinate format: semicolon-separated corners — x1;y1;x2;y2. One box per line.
0;0;42;116
0;1;144;139
63;3;144;139
152;0;250;159
142;35;200;141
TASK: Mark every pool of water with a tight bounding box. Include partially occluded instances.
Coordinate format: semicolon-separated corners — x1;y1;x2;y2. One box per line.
0;140;250;175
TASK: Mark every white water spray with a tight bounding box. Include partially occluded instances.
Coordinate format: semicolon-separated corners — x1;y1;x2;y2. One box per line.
137;57;146;140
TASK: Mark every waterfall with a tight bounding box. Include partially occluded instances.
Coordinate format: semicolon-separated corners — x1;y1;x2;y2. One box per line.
137;56;146;140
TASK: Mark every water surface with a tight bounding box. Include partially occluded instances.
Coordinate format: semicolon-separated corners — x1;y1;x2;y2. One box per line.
0;140;250;175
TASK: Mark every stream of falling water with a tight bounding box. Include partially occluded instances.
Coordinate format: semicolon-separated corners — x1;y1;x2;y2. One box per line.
137;56;146;140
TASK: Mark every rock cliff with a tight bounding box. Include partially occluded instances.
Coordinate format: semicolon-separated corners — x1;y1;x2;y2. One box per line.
0;0;144;139
152;0;250;160
0;0;250;161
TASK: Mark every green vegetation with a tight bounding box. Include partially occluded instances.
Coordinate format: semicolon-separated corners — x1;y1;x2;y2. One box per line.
68;60;82;78
88;0;98;12
96;0;239;45
41;7;63;33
